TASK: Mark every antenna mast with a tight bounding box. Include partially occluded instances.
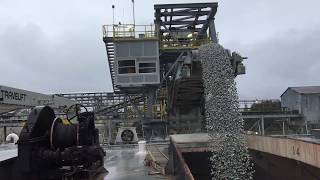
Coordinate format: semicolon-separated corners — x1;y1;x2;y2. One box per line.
112;5;115;25
132;0;135;26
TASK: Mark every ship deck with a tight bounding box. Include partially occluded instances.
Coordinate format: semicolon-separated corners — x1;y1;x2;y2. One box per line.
0;144;171;180
104;146;170;180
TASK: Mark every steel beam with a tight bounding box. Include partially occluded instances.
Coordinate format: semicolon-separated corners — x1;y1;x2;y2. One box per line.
209;19;218;43
173;16;195;22
162;20;206;25
3;126;6;142
154;3;218;9
161;28;202;32
242;114;302;119
160;11;210;16
168;8;198;14
197;7;218;40
261;116;265;136
0;123;22;127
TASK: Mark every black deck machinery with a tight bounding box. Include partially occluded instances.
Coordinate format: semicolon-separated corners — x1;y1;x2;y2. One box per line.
1;105;107;180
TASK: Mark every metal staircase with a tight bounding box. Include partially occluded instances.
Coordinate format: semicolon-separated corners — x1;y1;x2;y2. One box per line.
103;37;119;92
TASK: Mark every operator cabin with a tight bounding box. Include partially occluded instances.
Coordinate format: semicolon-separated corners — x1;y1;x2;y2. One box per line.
281;86;320;124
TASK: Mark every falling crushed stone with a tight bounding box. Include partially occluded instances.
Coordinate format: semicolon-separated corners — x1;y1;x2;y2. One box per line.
200;43;254;179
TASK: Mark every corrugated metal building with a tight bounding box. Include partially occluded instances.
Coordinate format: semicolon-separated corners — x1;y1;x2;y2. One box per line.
281;86;320;124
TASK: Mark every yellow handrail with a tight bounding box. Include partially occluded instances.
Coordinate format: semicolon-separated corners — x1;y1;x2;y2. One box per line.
102;24;210;49
102;24;157;40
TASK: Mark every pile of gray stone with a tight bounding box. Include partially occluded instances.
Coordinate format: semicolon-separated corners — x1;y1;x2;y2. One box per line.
200;43;254;179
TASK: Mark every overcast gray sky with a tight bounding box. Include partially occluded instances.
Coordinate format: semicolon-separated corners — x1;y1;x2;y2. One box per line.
0;0;319;99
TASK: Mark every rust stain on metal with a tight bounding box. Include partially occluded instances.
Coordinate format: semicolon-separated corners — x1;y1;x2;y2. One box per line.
172;143;195;180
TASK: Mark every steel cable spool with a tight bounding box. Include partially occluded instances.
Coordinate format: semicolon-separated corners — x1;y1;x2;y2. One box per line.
50;117;79;149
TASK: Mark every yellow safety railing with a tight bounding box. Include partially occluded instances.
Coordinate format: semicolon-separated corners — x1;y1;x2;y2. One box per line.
160;33;210;50
102;24;157;40
153;105;161;119
152;100;166;120
102;24;210;49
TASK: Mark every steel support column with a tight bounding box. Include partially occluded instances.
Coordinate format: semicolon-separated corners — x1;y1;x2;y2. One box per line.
108;120;112;144
146;90;154;120
282;121;285;136
261;115;265;136
209;18;218;43
3;126;6;142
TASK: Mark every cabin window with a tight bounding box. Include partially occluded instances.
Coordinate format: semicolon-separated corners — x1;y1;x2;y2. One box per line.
118;60;136;74
139;63;156;73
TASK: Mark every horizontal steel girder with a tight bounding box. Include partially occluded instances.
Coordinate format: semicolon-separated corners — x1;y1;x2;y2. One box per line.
154;3;218;9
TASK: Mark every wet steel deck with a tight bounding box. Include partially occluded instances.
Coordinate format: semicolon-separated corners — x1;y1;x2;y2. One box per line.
0;145;169;180
145;143;169;175
104;147;169;180
0;144;17;160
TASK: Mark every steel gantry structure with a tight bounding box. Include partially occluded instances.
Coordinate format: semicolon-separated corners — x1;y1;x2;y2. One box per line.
154;2;218;49
56;92;125;111
101;3;225;138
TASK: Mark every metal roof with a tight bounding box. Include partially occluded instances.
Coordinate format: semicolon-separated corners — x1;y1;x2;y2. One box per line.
281;86;320;96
